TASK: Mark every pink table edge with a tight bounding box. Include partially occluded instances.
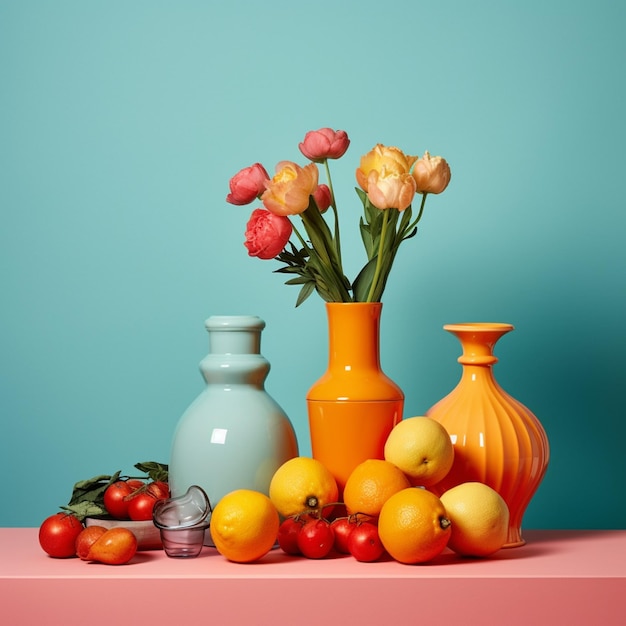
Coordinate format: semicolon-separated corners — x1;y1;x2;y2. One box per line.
1;529;625;625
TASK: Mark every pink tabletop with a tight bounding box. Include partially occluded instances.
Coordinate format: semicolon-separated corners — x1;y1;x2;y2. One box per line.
1;528;625;625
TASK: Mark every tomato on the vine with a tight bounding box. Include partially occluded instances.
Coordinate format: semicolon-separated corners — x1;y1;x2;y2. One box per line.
38;512;84;558
103;479;144;520
297;519;334;559
331;517;356;554
147;480;169;500
348;522;385;562
277;517;304;555
127;491;161;521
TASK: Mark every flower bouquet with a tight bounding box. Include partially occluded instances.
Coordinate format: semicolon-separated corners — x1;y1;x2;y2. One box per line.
226;128;452;488
226;128;451;306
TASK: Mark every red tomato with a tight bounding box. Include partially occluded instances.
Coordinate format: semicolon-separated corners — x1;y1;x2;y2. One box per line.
297;519;334;559
331;517;355;554
38;512;84;558
348;522;385;562
127;491;160;521
126;479;145;491
277;517;303;555
103;480;144;519
146;480;169;500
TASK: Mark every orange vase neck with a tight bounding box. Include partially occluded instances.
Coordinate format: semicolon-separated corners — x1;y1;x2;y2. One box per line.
327;302;382;370
306;302;403;402
444;323;514;366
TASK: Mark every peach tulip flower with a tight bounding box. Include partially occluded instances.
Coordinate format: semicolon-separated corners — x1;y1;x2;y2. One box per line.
262;161;319;216
366;169;417;211
412;152;451;194
356;144;417;192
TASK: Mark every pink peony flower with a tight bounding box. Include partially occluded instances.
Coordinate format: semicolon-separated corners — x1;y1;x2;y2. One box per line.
412;152;451;194
226;163;270;205
244;208;292;259
313;184;332;213
261;161;319;216
299;128;350;162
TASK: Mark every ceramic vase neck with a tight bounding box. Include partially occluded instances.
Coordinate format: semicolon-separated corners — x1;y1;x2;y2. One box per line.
325;303;382;370
445;323;514;367
200;316;269;387
205;316;265;355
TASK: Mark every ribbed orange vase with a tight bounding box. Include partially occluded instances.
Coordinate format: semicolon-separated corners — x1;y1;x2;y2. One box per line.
306;303;404;495
426;323;550;547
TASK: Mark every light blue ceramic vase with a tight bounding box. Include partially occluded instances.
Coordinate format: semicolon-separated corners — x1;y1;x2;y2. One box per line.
168;316;299;509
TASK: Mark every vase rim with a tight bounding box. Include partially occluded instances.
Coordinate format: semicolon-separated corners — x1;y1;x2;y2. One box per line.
444;322;514;332
205;315;265;331
325;302;382;308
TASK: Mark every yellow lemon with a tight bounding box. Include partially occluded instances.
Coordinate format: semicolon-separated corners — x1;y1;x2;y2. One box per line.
343;459;411;520
210;489;279;563
384;416;454;487
378;487;451;564
269;456;338;518
440;482;510;557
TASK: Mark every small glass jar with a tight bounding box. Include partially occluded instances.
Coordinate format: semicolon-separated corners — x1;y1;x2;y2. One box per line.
152;485;212;558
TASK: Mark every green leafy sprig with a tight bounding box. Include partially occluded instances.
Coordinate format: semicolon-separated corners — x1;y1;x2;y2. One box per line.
61;461;169;521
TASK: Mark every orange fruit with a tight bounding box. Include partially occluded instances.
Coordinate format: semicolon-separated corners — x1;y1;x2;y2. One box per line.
269;457;338;518
384;416;454;487
210;489;279;563
378;487;451;564
75;525;107;560
86;527;138;565
440;482;510;557
343;459;411;520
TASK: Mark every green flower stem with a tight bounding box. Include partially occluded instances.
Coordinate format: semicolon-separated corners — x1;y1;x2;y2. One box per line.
366;209;390;303
296;213;352;302
324;159;342;266
406;193;428;235
291;222;314;255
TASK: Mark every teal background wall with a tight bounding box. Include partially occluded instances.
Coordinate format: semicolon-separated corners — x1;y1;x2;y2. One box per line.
1;1;624;529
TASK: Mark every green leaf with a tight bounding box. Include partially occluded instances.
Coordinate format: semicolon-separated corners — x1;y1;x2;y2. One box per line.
359;217;374;258
71;474;113;492
67;472;121;506
301;210;334;266
295;281;315;307
402;226;418;241
396;205;413;242
355;186;368;205
274;266;303;275
134;461;168;483
62;501;108;521
352;257;379;302
285;276;310;285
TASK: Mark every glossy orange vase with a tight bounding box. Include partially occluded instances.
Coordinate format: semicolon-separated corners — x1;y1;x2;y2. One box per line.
306;303;404;495
426;323;550;547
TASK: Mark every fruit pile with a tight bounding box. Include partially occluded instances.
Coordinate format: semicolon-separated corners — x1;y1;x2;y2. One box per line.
210;417;510;564
38;419;510;566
